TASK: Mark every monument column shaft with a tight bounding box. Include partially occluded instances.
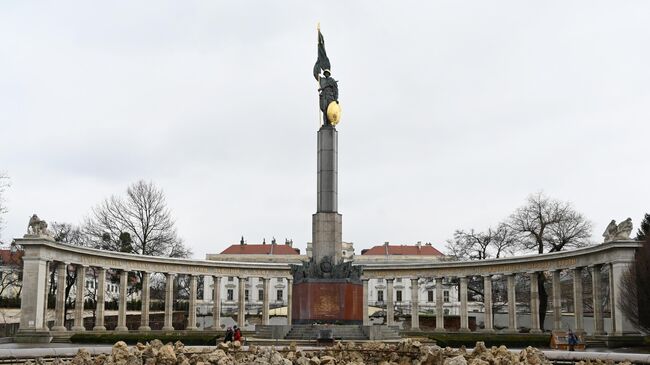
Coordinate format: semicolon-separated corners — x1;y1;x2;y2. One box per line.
386;279;394;326
483;276;494;332
410;278;419;330
139;272;151;331
312;126;342;265
53;263;67;331
163;273;175;331
529;272;541;333
72;265;86;331
317;126;338;212
93;268;107;331
213;276;221;329
573;268;584;333
591;265;605;335
552;270;562;331
459;276;469;332
507;274;518;332
435;277;445;332
238;277;246;327
187;275;198;330
262;278;270;325
116;270;128;331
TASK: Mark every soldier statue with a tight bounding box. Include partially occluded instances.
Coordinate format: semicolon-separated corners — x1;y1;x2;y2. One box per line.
313;24;341;126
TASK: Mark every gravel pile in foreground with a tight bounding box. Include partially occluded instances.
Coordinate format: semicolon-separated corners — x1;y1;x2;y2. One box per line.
22;339;634;365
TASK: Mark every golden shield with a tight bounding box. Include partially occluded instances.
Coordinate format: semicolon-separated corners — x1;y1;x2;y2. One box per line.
327;101;341;125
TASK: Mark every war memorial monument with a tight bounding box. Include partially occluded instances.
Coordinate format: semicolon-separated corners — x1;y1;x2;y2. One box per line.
10;27;645;349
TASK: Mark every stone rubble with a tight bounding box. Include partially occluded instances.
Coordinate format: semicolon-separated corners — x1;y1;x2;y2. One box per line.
18;339;637;365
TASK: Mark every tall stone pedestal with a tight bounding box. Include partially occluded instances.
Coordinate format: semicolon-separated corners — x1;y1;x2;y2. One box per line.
312;212;342;266
292;280;363;324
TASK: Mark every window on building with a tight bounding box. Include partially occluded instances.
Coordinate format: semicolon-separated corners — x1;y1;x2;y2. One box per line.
245;290;249;301
378;278;384;283
443;291;450;303
396;278;402;283
277;290;283;301
377;290;384;302
277;278;283;283
396;290;402;302
259;289;264;301
228;277;234;282
428;290;434;302
227;289;234;301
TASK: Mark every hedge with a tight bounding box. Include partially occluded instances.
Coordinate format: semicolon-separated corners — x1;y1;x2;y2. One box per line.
401;332;551;348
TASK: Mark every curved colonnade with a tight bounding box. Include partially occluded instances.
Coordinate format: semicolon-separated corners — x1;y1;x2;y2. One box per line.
16;237;641;341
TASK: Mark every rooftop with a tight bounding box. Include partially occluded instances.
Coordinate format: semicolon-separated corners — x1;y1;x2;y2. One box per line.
361;243;443;256
220;243;300;255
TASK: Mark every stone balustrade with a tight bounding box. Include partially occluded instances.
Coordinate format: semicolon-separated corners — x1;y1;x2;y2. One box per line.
15;237;642;342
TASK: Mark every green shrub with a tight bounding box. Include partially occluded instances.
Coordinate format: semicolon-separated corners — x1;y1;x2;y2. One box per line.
70;332;221;346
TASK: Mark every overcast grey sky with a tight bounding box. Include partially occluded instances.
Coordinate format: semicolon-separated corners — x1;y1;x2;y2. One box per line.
1;1;648;258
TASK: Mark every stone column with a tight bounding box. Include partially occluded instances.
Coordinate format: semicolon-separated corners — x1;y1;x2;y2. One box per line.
162;273;175;331
459;276;470;332
482;275;494;332
115;270;129;331
572;267;584;334
212;276;221;329
187;275;198;330
287;278;293;325
608;263;616;334
139;271;151;331
611;262;636;335
506;274;518;333
552;270;562;331
42;261;50;329
435;277;445;332
529;272;541;333
386;278;394;326
362;279;369;326
72;265;87;331
410;278;420;330
591;265;605;335
262;277;270;325
238;277;246;327
93;267;107;331
17;257;49;332
52;262;68;331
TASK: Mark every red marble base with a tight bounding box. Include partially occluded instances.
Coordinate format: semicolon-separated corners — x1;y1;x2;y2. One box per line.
292;281;363;324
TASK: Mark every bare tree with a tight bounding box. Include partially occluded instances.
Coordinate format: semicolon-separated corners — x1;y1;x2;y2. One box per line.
0;173;10;244
50;222;83;324
84;180;191;258
0;242;23;299
446;223;516;261
507;192;592;330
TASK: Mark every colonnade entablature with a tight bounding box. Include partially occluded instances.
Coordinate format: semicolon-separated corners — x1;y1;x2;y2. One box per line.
15;236;642;341
360;240;640;279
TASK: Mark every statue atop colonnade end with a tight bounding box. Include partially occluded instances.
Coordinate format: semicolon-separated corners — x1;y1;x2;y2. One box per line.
603;218;633;242
313;24;341;126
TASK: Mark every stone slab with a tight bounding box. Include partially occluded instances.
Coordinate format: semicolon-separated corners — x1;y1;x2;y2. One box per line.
291;281;363;324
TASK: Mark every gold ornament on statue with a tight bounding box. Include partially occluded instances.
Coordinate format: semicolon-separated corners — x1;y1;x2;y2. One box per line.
327;101;341;125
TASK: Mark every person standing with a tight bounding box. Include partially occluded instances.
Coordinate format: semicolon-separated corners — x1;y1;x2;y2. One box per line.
223;326;233;343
